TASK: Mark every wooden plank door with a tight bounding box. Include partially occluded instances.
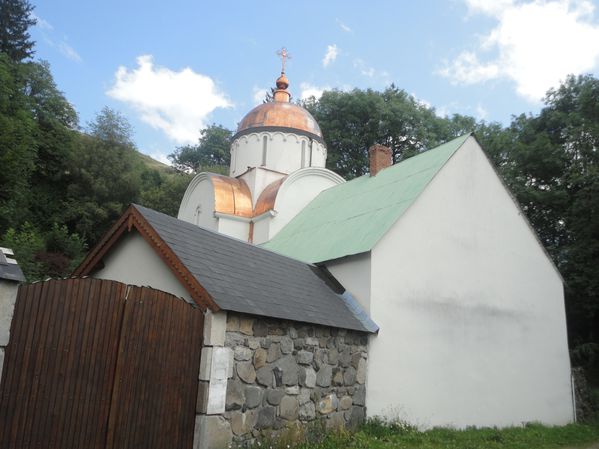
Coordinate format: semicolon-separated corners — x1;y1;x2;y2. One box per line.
0;279;203;449
0;278;127;449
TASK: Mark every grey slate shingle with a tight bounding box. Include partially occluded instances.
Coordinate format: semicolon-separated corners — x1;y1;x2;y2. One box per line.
0;248;25;282
133;204;377;333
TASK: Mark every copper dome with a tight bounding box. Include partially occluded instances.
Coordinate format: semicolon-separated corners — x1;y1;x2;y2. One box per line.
234;68;324;142
235;102;323;142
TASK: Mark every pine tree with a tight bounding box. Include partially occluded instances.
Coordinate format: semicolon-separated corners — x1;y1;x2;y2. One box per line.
0;0;36;62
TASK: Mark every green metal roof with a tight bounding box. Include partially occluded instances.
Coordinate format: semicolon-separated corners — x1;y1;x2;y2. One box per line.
263;134;472;263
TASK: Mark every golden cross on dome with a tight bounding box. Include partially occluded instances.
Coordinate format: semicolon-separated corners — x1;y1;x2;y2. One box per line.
276;47;291;73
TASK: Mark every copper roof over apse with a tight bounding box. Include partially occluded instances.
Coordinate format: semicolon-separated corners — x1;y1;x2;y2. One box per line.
254;177;287;216
210;175;253;218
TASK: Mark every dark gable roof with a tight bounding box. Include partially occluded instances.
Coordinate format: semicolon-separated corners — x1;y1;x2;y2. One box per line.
76;204;377;333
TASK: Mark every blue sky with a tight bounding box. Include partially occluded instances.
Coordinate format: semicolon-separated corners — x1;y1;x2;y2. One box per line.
31;0;599;163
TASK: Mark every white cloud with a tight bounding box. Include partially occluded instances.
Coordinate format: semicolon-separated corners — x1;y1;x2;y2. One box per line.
299;82;330;100
31;13;53;31
253;86;268;105
353;59;391;84
59;42;81;62
31;13;82;63
336;19;352;33
323;44;339;67
438;51;499;84
464;0;515;16
107;55;232;144
353;58;375;77
441;0;599;102
476;103;488;120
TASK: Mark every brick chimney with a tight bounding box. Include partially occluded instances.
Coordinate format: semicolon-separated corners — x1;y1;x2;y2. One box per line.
369;144;393;176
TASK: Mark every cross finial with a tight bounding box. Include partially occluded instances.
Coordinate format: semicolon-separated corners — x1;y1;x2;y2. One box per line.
276;47;291;73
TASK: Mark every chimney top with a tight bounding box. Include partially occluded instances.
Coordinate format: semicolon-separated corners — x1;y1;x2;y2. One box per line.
368;144;393;176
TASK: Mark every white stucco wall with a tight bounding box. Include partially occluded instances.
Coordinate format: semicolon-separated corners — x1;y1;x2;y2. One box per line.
216;216;250;242
258;168;345;244
325;253;371;314
252;214;272;245
366;137;573;428
178;174;218;231
238;167;286;206
93;231;193;303
230;131;326;177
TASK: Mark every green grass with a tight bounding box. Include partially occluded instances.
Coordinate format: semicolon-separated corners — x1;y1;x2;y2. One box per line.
269;419;599;449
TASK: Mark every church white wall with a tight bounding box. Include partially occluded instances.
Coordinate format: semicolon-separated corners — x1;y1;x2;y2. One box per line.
252;215;271;245
230;132;326;178
238;167;286;206
261;168;344;244
178;174;218;231
325;253;371;314
367;137;574;428
93;231;193;303
216;216;250;242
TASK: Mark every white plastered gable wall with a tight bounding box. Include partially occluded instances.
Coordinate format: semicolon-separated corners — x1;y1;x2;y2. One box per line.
366;136;574;428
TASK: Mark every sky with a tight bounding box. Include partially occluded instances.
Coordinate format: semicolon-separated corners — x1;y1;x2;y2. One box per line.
31;0;599;164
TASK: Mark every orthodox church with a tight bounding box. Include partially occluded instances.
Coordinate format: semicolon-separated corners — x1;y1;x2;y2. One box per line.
68;59;575;448
177;68;344;244
175;63;575;429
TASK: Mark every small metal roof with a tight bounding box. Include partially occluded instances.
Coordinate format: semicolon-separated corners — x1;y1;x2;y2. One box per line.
0;247;26;282
263;134;472;263
129;205;377;333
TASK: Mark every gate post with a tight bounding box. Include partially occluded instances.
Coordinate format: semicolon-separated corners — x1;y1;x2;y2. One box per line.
0;247;25;384
193;310;233;449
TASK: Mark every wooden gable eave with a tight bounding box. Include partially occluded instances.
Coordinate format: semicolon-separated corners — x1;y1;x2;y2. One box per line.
73;204;220;312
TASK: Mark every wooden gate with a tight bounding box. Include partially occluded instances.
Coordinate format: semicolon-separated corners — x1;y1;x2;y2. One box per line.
0;278;203;449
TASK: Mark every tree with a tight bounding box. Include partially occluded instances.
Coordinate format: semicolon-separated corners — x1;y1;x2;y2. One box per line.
0;0;36;62
303;86;476;179
23;60;80;231
88;106;133;147
0;53;37;230
140;170;192;217
62;108;143;244
536;75;599;351
478;75;599;361
169;124;232;174
1;222;86;281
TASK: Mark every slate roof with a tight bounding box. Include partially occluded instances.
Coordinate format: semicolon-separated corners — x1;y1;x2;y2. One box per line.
263;134;472;263
83;205;377;333
0;247;26;282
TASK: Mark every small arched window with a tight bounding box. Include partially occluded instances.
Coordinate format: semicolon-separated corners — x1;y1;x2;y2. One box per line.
262;136;268;166
301;141;306;168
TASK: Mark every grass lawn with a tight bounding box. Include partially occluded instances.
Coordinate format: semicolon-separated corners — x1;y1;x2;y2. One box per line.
282;420;599;449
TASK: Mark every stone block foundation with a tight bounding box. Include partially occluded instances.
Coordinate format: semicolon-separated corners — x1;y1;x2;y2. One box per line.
193;311;369;448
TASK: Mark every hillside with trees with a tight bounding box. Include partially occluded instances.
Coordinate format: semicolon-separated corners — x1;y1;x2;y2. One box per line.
0;0;597;380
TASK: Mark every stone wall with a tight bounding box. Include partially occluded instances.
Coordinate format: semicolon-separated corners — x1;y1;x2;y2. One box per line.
222;312;368;446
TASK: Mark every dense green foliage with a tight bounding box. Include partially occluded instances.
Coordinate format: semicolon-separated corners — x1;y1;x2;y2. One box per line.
168;124;232;175
479;76;599;356
303;86;478;178
0;50;190;281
